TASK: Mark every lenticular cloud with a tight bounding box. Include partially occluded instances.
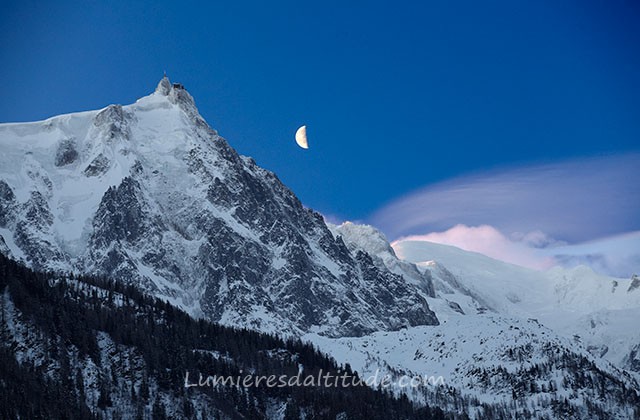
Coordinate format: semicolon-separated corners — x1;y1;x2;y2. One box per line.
370;153;640;244
393;224;557;271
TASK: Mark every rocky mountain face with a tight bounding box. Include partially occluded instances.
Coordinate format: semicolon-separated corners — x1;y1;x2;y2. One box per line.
307;226;640;418
0;77;437;338
2;78;640;418
392;239;640;374
0;254;441;420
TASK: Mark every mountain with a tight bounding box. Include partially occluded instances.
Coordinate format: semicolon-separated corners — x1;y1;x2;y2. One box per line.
302;223;640;418
307;316;640;419
0;253;445;419
0;77;437;338
2;78;640;418
393;239;640;374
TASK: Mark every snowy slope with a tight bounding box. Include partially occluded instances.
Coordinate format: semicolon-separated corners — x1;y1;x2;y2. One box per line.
393;239;640;374
317;223;640;416
2;79;639;418
0;77;438;338
306;315;639;418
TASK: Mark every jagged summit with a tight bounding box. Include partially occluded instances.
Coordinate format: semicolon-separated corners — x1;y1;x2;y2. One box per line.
155;75;172;95
0;78;438;338
144;75;201;125
155;74;187;94
2;79;640;417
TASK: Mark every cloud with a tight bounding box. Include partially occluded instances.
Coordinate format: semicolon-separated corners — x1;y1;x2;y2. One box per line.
370;154;640;243
511;230;566;248
394;225;640;277
542;230;640;278
395;224;557;270
371;153;640;276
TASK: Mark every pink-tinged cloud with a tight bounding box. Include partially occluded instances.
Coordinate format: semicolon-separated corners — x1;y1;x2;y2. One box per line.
395;224;557;271
370;154;640;244
371;154;640;276
393;225;640;277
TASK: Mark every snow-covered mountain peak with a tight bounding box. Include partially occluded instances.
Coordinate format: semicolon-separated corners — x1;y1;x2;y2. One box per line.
155;75;172;95
0;79;439;338
328;221;396;258
142;76;201;124
393;238;640;373
3;79;640;417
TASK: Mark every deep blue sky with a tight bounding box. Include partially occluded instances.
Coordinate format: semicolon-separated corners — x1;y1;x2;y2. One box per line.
1;0;639;226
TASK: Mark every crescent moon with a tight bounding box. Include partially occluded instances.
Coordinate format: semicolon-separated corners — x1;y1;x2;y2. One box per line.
295;125;309;149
